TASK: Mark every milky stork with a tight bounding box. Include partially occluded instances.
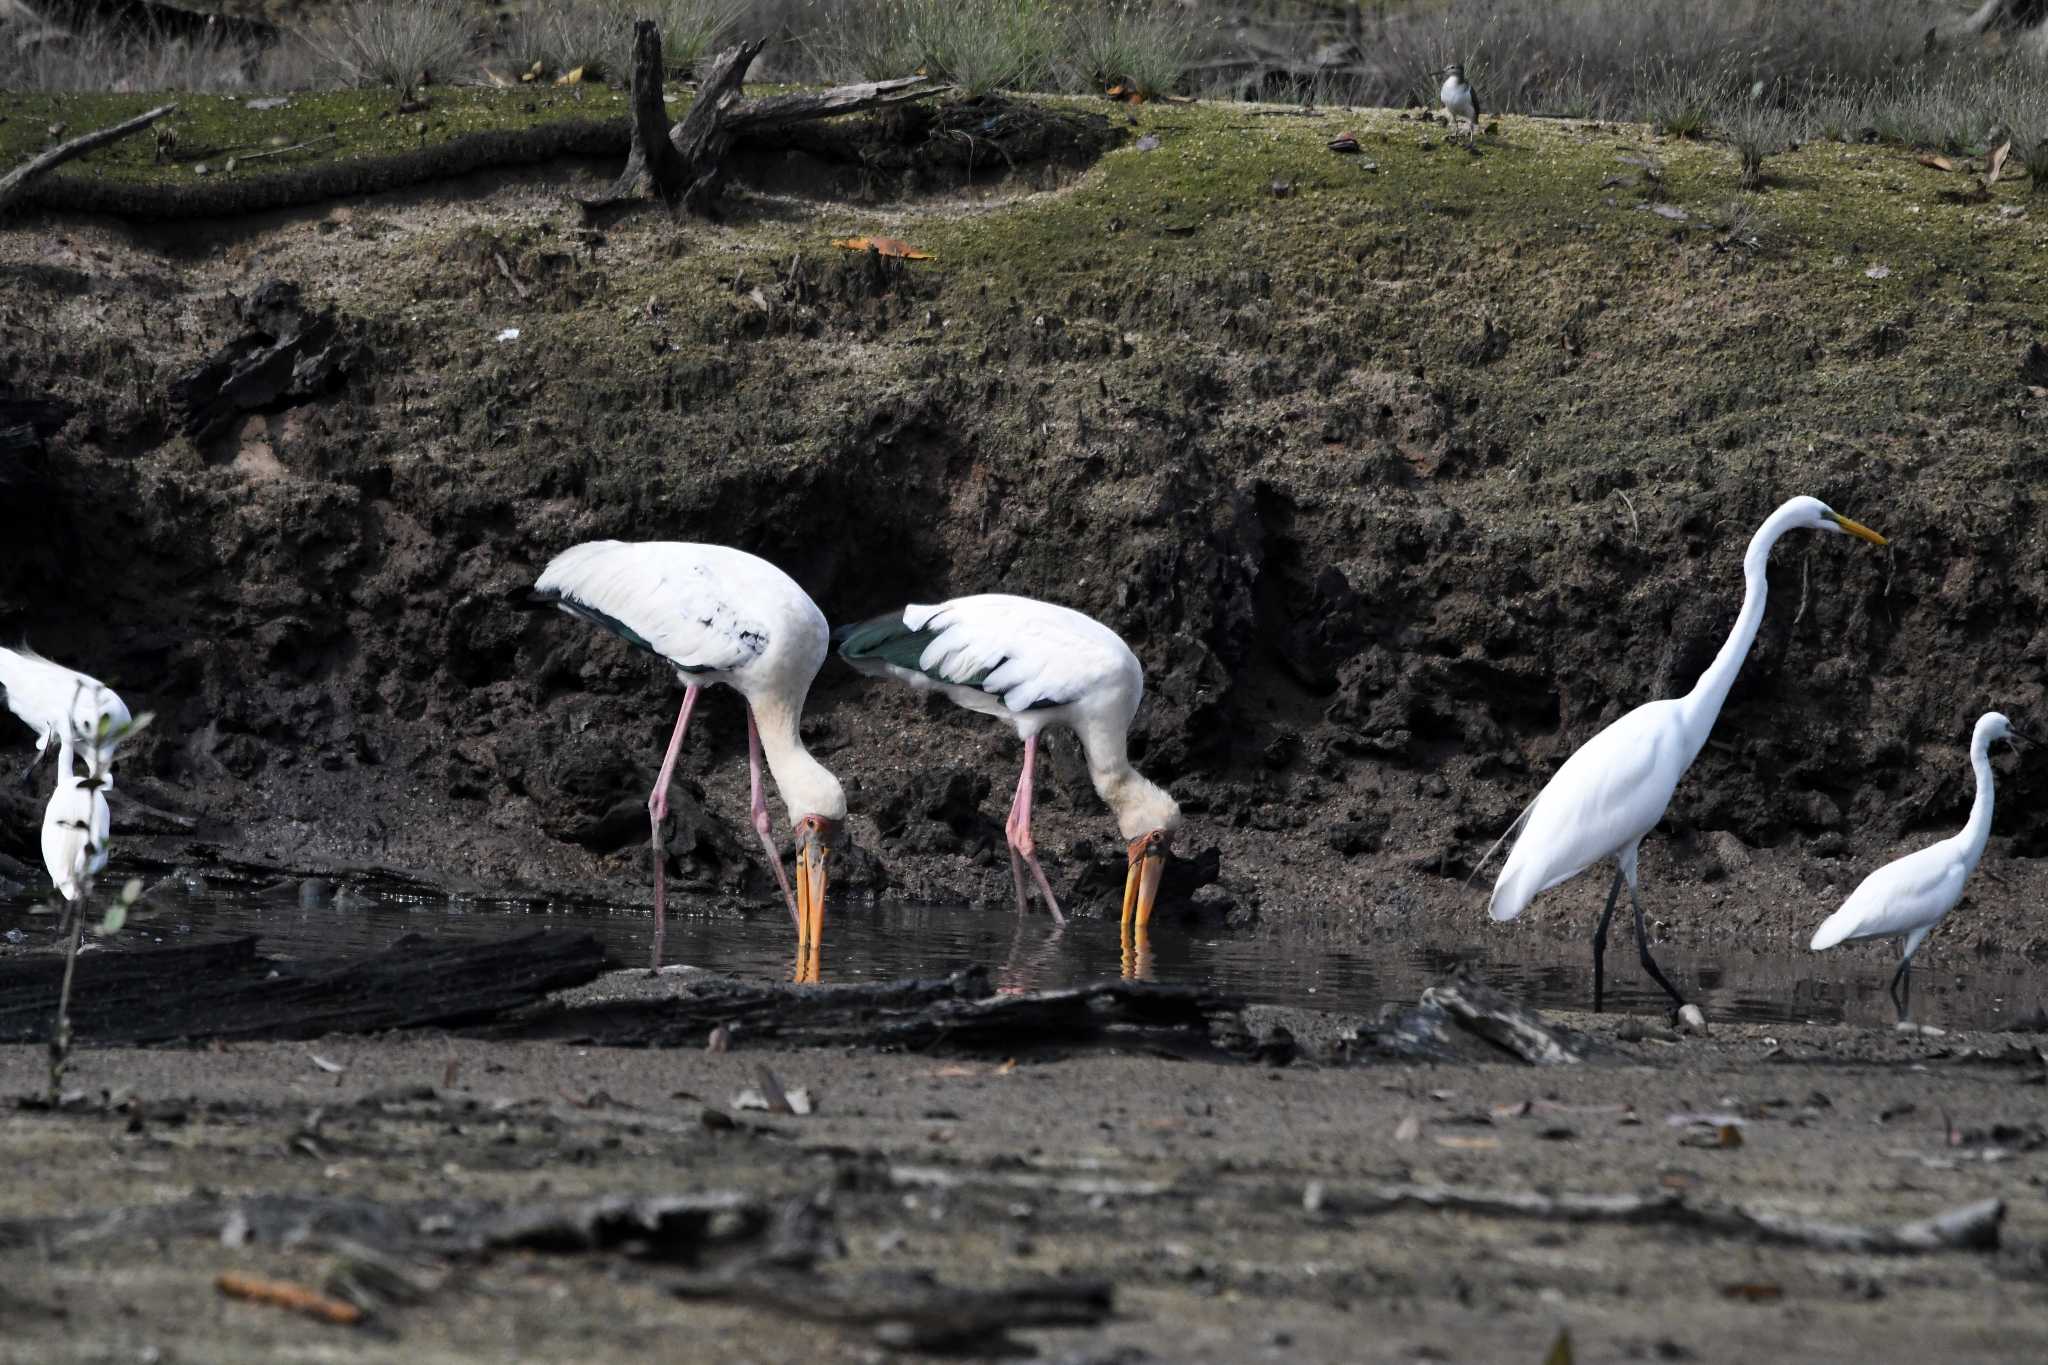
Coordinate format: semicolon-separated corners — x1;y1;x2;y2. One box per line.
834;594;1181;932
1;645;130;784
528;542;847;971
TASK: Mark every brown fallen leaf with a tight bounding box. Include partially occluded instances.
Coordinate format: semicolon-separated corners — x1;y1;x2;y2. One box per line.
556;65;584;86
1918;153;1956;172
996;1058;1019;1075
1328;131;1361;154
705;1025;729;1054
1105;83;1144;104
832;236;932;260
1721;1282;1783;1302
1394;1114;1422;1143
217;1271;363;1325
521;60;543;83
1989;139;2013;184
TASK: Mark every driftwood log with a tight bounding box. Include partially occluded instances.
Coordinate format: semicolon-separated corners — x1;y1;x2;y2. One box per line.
497;964;1249;1056
0;102;175;214
0;930;611;1044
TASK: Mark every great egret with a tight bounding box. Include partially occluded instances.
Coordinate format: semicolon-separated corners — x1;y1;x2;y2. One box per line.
526;541;847;971
1810;711;2023;1024
1483;496;1887;1012
834;594;1182;932
41;732;109;905
0;646;129;783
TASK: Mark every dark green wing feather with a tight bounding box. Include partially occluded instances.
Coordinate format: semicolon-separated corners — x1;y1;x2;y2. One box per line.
833;611;1007;689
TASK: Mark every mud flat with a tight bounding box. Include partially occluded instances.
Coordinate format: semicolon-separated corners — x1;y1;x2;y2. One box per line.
0;960;2044;1363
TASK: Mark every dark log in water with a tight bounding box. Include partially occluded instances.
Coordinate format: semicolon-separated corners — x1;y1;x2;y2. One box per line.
500;964;1249;1056
0;930;611;1044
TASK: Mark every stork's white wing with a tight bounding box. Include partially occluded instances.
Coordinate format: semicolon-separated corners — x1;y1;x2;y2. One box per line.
903;596;1135;713
534;542;774;675
0;646;129;749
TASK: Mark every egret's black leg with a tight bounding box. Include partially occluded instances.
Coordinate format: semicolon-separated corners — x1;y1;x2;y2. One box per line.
1888;956;1912;1023
1629;877;1686;1008
1591;869;1624;1014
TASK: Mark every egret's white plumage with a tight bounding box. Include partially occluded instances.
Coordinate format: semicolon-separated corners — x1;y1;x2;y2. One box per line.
41;735;109;904
836;593;1181;928
1483;496;1888;1012
1810;711;2016;1022
531;541;846;969
0;645;129;777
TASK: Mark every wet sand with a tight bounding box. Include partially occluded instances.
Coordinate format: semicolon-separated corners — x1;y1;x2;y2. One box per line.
2;979;2044;1364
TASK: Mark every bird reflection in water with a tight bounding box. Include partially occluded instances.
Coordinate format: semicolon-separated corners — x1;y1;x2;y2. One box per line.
792;939;821;985
995;917;1067;994
1120;923;1153;982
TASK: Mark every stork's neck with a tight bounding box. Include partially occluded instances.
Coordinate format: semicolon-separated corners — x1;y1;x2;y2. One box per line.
750;690;847;825
1958;729;1998;866
1077;723;1182;842
1677;506;1799;747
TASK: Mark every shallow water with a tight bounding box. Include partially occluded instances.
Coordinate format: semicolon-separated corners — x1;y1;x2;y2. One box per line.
0;876;2038;1031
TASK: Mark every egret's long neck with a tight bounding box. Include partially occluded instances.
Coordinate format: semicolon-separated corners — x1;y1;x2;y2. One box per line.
1958;731;1997;865
750;690;846;824
1677;510;1795;747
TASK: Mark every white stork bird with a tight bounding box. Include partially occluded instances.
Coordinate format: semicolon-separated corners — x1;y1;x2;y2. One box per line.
1;645;130;785
1478;496;1887;1013
42;731;110;905
834;594;1182;931
527;541;847;970
1810;711;2026;1025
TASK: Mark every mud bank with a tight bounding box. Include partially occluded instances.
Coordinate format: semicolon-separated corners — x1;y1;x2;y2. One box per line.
3;92;2048;969
2;988;2045;1363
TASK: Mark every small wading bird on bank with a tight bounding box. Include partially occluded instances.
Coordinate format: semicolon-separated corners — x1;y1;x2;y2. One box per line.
833;594;1182;936
1478;496;1888;1014
525;542;846;976
1440;62;1480;145
0;646;130;785
1810;711;2025;1026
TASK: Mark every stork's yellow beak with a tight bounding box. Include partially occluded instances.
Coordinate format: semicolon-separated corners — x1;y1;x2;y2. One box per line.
1119;829;1170;931
793;816;835;957
1828;512;1887;545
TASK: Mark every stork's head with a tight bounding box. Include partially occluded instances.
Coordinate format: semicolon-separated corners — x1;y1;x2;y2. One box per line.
773;749;846;953
1113;779;1181;932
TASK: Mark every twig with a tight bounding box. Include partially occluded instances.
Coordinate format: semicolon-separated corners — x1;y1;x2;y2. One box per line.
1793;550;1811;626
0;103;178;214
232;134;338;166
215;1270;364;1325
1613;488;1639;539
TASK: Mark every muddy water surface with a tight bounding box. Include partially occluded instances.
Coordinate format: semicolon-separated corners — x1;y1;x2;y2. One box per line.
2;878;2035;1030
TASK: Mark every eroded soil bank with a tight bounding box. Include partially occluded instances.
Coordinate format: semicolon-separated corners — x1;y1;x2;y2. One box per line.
3;92;2048;983
2;992;2046;1363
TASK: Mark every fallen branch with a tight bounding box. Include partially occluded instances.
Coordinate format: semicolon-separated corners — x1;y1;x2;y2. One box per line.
1311;1181;2005;1253
1421;968;1584;1066
0;102;176;214
723;75;952;133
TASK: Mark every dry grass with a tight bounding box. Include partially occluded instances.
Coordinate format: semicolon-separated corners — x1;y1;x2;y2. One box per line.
305;0;479;99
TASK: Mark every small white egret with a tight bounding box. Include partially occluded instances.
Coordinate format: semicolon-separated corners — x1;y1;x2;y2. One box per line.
0;645;129;783
833;594;1182;931
1810;711;2024;1024
527;541;847;971
41;732;110;905
1481;496;1888;1013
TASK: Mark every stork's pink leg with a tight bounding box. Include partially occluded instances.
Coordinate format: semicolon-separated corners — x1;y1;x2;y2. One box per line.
747;705;800;928
647;685;700;970
1004;761;1031;916
1005;734;1066;924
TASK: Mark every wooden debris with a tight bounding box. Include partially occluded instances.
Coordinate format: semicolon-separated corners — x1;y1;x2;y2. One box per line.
0;929;610;1045
0;102;176;214
1422;967;1584;1065
583;20;690;210
1308;1180;2004;1253
498;965;1247;1056
479;1192;768;1260
216;1270;363;1325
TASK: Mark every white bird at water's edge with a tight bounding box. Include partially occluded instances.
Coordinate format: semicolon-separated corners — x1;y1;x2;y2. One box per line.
833;594;1182;932
1476;496;1888;1015
0;645;130;784
1810;711;2025;1025
524;541;847;972
42;731;110;905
